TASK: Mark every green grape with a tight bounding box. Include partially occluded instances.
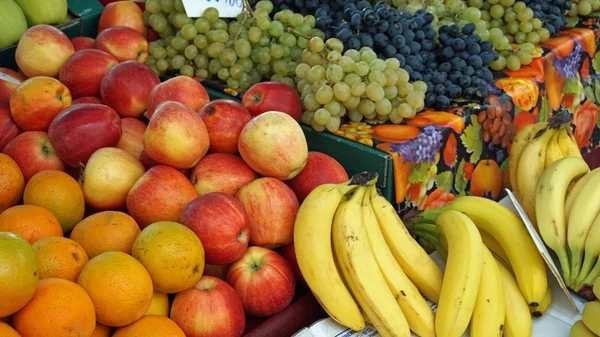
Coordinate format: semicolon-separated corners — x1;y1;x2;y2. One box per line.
238;58;253;73
474;27;490;40
146;56;157;67
268;21;284;37
384;85;398;100
159;24;175;39
407;92;424;110
579;1;593;15
173;13;191;29
160;0;175;13
397;82;413;97
338;56;356;73
490;55;506;71
326;64;344;83
194;18;210;34
307;65;326;83
146;0;162;13
257;48;271;64
156;59;169;72
171;55;185;69
207;42;225;58
311;119;327;132
519;21;533;33
194;68;207;79
506;55;521;71
344;95;361;109
506;21;520;35
538;28;550;41
468;0;484;8
369;59;387;72
358;99;376;115
504;10;518;22
526;32;540;45
256;0;274;13
281;77;295;88
355;61;369;76
366;82;385;102
531;18;542;30
383;69;398;86
513;1;526;11
194;54;208;69
248;27;262;43
202;7;219;23
326;38;344;53
194;35;208;49
344;49;361;62
296;37;308;49
289;13;304;27
327;50;342;63
314;108;331;126
220;48;237;67
228;22;242;36
500;0;515;6
166;46;178;57
257;63;271;75
208;59;222;74
411;81;427;93
517;7;533;21
375;99;392;115
326;116;341;132
217;68;230;81
257;17;271;31
360;50;378;64
270;44;284;59
298;78;310;92
333;82;352;102
385;58;400;70
351;82;366;96
464;7;482;22
316;86;334;105
519;42;535;53
180;64;194;77
259;36;270;47
230;39;248;59
212;30;230;43
301;111;314;125
227;78;240;90
396;68;409;83
397;103;413;118
516;50;533;65
296;63;310;78
348;108;362;122
149;14;167;33
170;37;187;51
303;93;320;112
325;101;341;115
152;47;167;60
273;60;289;76
184;45;198;60
344;73;362;86
282;45;291;57
490;4;505;19
368;71;387;87
309;37;325;53
279;33;297;48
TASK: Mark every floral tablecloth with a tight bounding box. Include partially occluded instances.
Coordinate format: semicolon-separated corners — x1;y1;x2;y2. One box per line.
335;22;600;213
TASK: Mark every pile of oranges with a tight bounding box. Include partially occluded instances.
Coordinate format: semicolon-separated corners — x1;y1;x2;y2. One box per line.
0;153;203;337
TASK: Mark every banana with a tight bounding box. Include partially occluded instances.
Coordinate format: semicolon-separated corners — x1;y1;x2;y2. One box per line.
582;302;600;335
517;127;559;227
567;170;600;287
470;247;505;337
410;223;448;259
535;156;590;286
577;257;600;296
575;212;600;288
434;210;483;337
479;229;511;269
332;187;410;337
361;186;435;337
509;122;548;201
532;287;552;318
370;193;444;303
570;320;597;337
545;130;565;167
293;181;365;331
557;127;584;159
565;168;600;223
497;258;533;337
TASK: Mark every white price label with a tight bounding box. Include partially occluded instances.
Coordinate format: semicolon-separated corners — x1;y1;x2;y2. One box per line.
0;72;21;85
182;0;244;18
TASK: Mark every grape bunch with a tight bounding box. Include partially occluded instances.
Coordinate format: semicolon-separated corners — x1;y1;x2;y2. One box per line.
296;37;427;132
521;0;570;35
567;0;600;16
248;0;329;16
424;23;498;109
144;0;324;91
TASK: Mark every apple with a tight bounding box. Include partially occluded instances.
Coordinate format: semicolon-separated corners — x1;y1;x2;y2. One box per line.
277;243;306;287
0;0;27;49
238;112;308;181
3;131;65;181
58;49;119;99
126;165;198;229
72;96;103;105
197;99;252;155
14;0;68;26
286;152;349;203
203;264;230;280
146;76;209;118
10;76;72;131
242;82;302;121
15;24;75;78
71;36;95;51
94;26;149;63
0;67;26;103
83;147;145;211
100;61;160;118
190;153;256;196
144;101;210;169
116;117;146;159
236;177;299;248
98;1;147;37
48;103;122;167
170;276;245;337
0;102;21;152
180;192;250;265
226;246;295;317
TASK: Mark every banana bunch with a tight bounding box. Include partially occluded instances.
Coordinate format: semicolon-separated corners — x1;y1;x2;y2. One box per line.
294;174;442;337
509;121;582;229
570;278;600;337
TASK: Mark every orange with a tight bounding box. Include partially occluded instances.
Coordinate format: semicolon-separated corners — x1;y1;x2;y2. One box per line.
0;232;39;318
0;205;63;244
131;221;205;293
70;211;140;258
12;278;96;337
91;322;114;337
112;316;186;337
145;291;170;317
23;170;85;232
470;159;502;199
0;153;24;213
32;236;89;282
77;251;154;327
0;321;21;337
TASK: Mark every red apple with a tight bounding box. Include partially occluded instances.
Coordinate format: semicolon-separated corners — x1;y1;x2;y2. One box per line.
100;61;160;118
146;76;209;118
71;37;95;51
116;117;146;159
72;96;104;105
171;276;245;337
277;243;306;287
144;101;210;169
15;25;75;78
226;246;295;317
190;153;256;196
3;131;65;181
198;99;252;154
94;26;149;63
236;177;299;248
238;112;308;181
58;49;119;98
242;82;302;121
0;68;26;103
286;152;349;203
48;103;122;167
126;165;198;229
98;1;147;37
0;102;21;152
180;192;250;265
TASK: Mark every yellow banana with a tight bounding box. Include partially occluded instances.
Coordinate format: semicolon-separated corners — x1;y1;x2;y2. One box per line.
293;181;364;331
582;302;600;335
567;170;600;286
570;320;597;337
362;185;435;337
434;210;483;337
497;257;533;337
557;127;584;159
517;127;559;227
565;168;600;224
545;130;565;167
332;187;410;337
536;156;590;285
370;193;444;303
470;247;505;337
479;229;511;269
509;122;548;201
532;287;552;318
575;212;600;289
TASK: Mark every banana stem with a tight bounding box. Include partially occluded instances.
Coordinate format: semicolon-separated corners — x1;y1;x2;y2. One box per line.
411;228;448;260
569;251;584;288
574;253;597;289
412;206;450;225
575;257;600;292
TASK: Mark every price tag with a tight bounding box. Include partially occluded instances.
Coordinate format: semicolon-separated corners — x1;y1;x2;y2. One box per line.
182;0;244;18
0;72;21;85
